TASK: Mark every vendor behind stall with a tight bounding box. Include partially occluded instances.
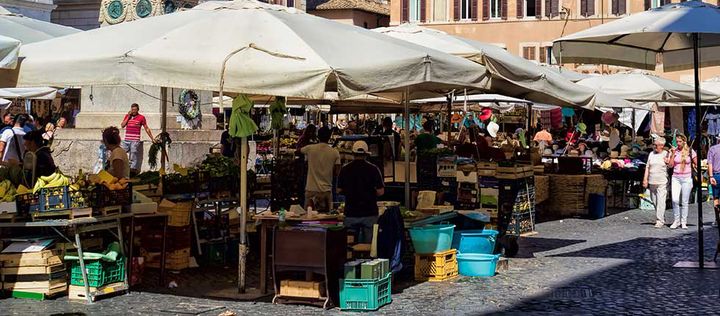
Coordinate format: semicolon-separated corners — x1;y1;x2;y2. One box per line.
102;127;130;179
415;120;441;153
301;127;340;212
337;141;384;243
22;130;56;187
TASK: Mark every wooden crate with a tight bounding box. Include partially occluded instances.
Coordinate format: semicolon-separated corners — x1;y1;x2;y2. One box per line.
157;200;192;227
534;175;549;204
279;280;326;298
145;248;190;270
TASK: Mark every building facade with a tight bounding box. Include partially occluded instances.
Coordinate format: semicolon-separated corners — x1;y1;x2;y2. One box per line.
390;0;720;83
308;0;390;28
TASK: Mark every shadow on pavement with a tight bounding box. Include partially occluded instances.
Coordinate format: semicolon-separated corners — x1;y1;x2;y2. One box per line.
515;237;586;258
488;230;720;315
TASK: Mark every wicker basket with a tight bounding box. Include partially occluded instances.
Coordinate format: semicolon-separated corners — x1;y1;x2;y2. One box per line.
548;174;606;217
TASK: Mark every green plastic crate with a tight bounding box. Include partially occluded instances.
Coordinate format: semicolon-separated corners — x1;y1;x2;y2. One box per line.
70;258;125;287
339;272;392;311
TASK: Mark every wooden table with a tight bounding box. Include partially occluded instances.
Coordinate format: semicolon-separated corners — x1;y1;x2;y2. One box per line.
0;213;134;303
254;214;341;294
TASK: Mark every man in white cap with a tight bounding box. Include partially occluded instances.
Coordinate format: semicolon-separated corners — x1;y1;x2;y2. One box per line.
337;141;385;243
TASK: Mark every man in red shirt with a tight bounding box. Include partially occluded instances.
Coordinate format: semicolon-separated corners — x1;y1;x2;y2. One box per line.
121;103;154;176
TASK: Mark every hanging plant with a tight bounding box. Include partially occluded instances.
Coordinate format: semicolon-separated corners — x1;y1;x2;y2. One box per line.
148;132;172;170
177;89;201;121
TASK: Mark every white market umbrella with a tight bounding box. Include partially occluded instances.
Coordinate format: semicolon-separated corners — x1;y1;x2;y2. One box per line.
702;77;720;95
540;65;593;82
374;24;643;110
0;35;20;69
575;71;720;103
15;1;488;100
0;6;79;43
0;86;57;99
554;0;720;268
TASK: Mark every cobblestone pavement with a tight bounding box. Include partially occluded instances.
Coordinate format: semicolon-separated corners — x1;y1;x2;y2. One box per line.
2;204;719;315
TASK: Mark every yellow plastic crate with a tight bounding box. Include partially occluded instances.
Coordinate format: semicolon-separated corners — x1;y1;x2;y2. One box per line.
414;249;458;282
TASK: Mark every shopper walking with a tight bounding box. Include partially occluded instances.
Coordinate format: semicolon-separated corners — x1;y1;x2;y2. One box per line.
0;114;28;165
337;141;384;243
643;137;669;228
706;141;720;227
120;103;154;176
668;134;696;229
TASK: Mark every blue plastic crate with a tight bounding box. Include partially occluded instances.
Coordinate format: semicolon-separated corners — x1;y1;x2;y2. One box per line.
339;272;392;311
38;186;90;212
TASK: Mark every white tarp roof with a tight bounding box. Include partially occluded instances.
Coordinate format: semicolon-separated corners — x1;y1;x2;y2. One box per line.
14;0;488;101
0;86;56;99
575;72;720;103
375;24;644;110
0;6;79;44
0;35;20;69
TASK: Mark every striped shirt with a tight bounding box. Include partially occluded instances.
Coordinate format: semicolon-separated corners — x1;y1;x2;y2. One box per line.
123;114;146;141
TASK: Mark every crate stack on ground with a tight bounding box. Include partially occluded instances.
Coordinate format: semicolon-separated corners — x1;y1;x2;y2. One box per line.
65;242;126;301
0;249;67;300
408;224;458;282
148;199;193;270
340;258;391;311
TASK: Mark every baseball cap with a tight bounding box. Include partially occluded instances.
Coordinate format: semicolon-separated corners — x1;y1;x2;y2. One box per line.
352;141;370;154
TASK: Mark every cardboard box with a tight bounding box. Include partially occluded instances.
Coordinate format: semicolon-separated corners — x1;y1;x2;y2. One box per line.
279;280;325;298
360;260;381;279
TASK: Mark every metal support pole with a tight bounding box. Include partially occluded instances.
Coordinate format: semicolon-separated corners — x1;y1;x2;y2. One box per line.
693;33;704;268
404;89;411;208
160;87;168;172
238;137;249;293
446;95;452;142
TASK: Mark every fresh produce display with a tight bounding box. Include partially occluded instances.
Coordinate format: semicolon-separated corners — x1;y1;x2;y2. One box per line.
135;171;160;185
0;179;17;202
199;155;239;178
33;171;72;193
88;170;130;190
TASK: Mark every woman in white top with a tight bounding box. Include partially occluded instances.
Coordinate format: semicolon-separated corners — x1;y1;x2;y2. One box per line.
643;137;669;228
102;126;129;179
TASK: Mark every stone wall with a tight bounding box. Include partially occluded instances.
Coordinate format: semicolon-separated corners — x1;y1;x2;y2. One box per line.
51;128;224;174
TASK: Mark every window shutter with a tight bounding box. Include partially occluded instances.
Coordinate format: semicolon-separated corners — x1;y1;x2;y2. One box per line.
471;0;478;20
402;0;409;21
454;0;461;20
587;0;594;16
551;0;559;17
517;0;524;18
501;0;508;19
482;0;489;20
580;0;587;16
420;0;427;22
535;0;542;18
618;0;626;15
611;0;618;15
644;0;650;10
545;0;551;17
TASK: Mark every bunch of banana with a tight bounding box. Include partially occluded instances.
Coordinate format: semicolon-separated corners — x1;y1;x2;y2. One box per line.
0;180;16;202
34;171;71;193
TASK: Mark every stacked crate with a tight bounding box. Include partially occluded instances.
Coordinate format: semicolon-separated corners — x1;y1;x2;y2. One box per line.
340;259;391;311
145;200;193;270
413;249;458;282
0;250;67;300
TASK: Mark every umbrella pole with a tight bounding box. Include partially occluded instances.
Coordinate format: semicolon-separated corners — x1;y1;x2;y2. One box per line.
404;89;411;209
160;87;168;172
692;33;704;268
446;95;452;142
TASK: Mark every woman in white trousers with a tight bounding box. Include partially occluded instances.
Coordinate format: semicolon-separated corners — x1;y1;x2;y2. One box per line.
667;135;696;229
643;137;669;228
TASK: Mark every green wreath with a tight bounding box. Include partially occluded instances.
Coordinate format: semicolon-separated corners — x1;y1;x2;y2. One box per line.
178;89;201;121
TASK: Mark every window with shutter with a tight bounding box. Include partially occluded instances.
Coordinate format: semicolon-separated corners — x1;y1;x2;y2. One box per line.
617;0;626;15
402;0;409;21
517;0;524;18
409;0;422;21
433;0;449;22
488;0;500;18
522;0;537;17
539;47;547;64
459;0;473;19
545;0;558;18
455;0;461;20
501;0;507;19
420;0;426;22
482;0;489;20
471;0;478;20
522;46;537;61
535;0;542;18
580;0;594;17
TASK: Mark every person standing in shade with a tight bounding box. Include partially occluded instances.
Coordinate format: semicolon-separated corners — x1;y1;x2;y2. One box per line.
415;120;441;154
379;117;401;160
121;103;154;176
707;141;720;227
337;141;385;243
301;127;340;212
0;114;28;165
667;134;696;230
643;137;669;228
